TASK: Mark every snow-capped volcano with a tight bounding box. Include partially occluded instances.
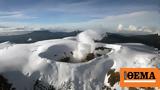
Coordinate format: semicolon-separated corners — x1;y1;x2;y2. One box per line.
0;30;159;90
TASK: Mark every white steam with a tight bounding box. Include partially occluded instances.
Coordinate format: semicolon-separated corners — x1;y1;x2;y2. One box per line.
117;24;123;31
73;30;105;61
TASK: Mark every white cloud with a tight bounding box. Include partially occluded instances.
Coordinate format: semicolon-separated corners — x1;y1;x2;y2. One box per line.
0;11;159;35
0;11;38;19
128;25;137;31
115;24;160;35
87;11;160;28
74;11;160;34
117;24;123;31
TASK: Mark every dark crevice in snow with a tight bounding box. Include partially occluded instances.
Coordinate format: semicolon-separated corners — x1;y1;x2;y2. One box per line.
33;80;55;90
103;69;120;90
95;47;112;51
84;53;95;62
59;57;70;62
107;69;120;87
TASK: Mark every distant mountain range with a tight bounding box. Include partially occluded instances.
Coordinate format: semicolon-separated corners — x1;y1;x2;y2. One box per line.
0;30;81;43
98;32;160;50
0;30;159;49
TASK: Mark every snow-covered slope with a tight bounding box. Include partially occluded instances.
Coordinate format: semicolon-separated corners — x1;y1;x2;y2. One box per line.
0;30;159;90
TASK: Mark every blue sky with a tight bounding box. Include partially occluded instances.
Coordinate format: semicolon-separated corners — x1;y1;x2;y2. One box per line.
0;0;160;32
